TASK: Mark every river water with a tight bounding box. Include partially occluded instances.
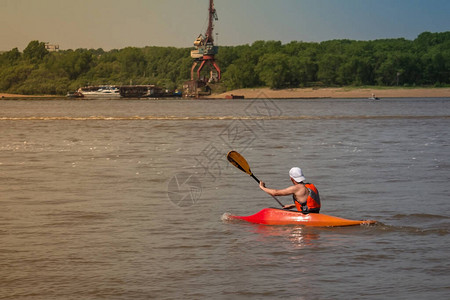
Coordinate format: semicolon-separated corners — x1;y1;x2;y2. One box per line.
1;97;449;299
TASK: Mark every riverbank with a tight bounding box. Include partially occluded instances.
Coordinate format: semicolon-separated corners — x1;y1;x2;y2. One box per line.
210;87;450;99
2;87;450;100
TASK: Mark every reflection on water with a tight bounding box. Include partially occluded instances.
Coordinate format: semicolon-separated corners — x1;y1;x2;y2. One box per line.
253;225;321;249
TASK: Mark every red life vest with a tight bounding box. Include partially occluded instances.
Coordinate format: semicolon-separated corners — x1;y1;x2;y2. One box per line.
294;183;321;213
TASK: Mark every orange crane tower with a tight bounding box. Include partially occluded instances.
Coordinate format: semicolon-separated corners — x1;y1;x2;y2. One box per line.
190;0;221;82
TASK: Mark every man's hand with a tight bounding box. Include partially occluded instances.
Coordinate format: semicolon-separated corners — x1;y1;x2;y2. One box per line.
283;204;296;210
259;181;266;189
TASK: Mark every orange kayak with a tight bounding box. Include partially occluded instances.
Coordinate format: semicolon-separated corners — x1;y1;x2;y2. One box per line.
227;208;376;227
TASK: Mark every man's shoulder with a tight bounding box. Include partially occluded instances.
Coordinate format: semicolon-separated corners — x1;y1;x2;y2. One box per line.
295;183;307;190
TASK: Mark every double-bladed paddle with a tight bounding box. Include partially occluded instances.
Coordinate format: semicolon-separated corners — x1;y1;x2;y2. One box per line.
226;150;284;208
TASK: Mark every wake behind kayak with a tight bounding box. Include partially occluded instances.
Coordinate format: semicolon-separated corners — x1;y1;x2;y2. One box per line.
224;208;376;227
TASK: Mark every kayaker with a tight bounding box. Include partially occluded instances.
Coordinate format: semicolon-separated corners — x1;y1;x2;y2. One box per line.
259;167;321;213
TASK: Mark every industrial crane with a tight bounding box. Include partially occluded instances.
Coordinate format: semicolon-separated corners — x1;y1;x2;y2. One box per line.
190;0;221;82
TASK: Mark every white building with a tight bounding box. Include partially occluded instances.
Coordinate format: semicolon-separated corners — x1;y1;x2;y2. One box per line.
45;43;59;52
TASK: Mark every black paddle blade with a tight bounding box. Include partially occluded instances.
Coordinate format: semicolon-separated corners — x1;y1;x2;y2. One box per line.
226;151;252;175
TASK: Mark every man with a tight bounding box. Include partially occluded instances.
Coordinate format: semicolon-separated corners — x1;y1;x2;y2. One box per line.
259;167;321;213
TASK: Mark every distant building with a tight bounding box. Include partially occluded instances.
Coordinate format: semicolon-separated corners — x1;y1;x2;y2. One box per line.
45;43;59;52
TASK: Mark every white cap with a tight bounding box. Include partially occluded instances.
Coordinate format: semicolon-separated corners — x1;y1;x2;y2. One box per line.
289;167;305;183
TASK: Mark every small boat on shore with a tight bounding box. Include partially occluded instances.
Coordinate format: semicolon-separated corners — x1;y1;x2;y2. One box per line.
368;93;380;100
225;94;245;99
66;91;84;98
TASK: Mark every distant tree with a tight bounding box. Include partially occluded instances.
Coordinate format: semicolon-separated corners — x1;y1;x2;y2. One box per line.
0;48;21;65
12;66;70;95
118;47;147;77
256;53;291;89
293;56;318;86
0;64;35;92
58;50;94;80
23;40;48;63
338;56;373;85
375;54;398;85
317;54;343;85
222;64;243;90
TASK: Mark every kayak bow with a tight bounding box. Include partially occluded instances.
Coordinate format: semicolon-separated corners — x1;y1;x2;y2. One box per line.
227;208;376;227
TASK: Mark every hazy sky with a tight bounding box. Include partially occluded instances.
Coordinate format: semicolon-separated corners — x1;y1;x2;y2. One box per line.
1;0;449;51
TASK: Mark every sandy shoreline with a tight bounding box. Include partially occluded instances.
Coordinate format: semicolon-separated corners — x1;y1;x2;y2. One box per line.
210;87;450;99
0;93;59;99
1;87;449;99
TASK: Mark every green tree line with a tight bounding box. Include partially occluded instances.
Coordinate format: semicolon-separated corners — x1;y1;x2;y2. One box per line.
1;32;449;95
